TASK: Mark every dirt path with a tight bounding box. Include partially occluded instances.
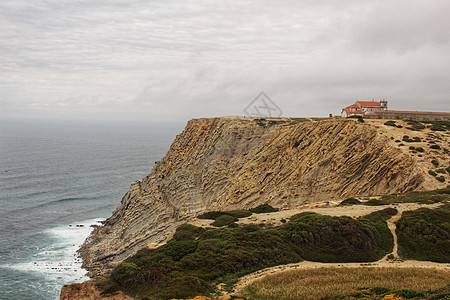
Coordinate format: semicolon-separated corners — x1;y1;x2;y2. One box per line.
381;210;402;260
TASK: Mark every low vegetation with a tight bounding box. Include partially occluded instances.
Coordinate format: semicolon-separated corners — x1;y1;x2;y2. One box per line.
379;185;450;204
338;197;362;206
198;210;252;220
405;120;426;131
396;204;450;262
242;267;450;300
249;204;279;214
99;212;393;299
422;120;450;131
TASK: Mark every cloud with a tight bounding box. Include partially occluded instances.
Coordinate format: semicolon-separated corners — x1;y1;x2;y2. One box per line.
0;0;449;121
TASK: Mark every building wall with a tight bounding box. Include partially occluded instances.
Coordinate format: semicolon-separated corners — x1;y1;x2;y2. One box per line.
365;111;450;121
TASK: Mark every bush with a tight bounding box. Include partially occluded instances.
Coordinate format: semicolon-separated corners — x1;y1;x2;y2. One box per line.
394;289;426;298
364;198;389;206
396;204;450;262
395;140;401;143
363;208;398;222
211;214;238;227
436;169;446;174
198;210;252;220
413;137;422;142
409;146;415;150
429;170;437;176
406;121;426;131
446;166;450;173
436;176;445;183
249;204;279;213
415;147;425;152
430;144;441;150
432;159;439;167
282;213;393;262
339;197;362;206
384;120;396;126
227;210;252;218
402;135;414;143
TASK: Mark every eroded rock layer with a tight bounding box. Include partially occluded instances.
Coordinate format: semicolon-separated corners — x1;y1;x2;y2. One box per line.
80;118;444;277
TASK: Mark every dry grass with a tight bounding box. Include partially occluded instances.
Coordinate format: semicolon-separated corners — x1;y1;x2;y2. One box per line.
241;267;450;300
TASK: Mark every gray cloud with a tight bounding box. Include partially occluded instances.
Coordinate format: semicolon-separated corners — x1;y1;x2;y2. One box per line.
0;0;449;121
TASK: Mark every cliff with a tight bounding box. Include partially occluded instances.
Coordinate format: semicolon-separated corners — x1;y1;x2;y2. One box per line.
80;117;448;277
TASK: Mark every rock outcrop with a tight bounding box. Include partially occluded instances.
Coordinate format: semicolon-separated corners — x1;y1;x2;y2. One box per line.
80;117;446;277
59;280;132;300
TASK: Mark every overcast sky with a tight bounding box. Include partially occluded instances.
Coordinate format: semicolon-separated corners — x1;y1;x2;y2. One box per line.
1;0;449;121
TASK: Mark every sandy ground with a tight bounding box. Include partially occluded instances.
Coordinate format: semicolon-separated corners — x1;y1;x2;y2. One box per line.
188;202;444;228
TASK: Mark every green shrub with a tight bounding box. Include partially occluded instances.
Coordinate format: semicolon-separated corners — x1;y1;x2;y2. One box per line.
402;135;414;142
249;204;279;213
362;208;398;222
364;199;388;206
415;147;425;152
406;121;426;131
430;144;441;150
395;140;401;143
396;204;450;262
436;176;445;183
436;169;446;174
227;210;252;218
282;213;393;262
429;170;437;176
412;137;422;142
211;215;238;227
384;121;396;127
198;210;252;220
394;289;426;298
198;211;228;220
446;166;450;173
432;159;440;167
409;146;415;150
339;197;362;206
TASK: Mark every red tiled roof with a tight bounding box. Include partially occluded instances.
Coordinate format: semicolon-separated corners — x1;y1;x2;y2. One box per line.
377;110;450;115
347;104;358;108
357;101;382;107
352;110;364;114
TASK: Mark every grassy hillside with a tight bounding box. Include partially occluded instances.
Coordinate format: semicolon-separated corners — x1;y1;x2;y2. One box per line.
396;204;450;262
98;214;392;299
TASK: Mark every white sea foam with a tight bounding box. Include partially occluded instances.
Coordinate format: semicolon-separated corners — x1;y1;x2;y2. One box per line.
3;218;104;285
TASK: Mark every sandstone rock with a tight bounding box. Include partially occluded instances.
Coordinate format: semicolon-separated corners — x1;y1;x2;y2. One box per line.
80;117;447;277
59;280;132;300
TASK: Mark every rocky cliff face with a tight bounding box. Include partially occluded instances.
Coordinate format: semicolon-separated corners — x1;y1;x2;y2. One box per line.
80;117;445;277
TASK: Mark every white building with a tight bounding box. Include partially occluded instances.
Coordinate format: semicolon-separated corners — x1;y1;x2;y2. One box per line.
341;100;387;118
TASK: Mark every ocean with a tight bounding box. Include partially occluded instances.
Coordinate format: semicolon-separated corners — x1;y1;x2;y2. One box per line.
0;118;184;300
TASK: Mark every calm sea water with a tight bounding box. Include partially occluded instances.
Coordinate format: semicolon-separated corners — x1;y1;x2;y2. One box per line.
0;118;184;300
